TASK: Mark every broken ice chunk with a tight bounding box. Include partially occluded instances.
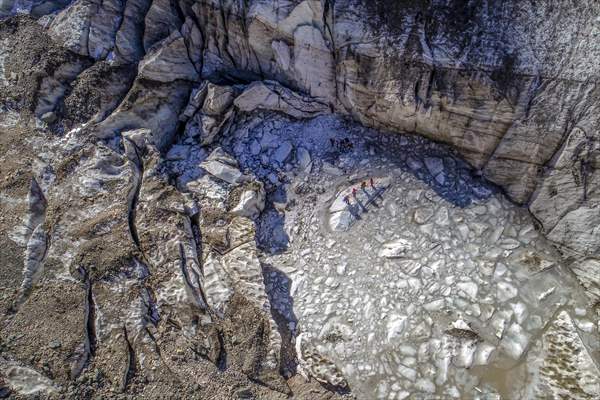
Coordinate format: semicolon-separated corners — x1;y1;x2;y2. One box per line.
497;281;518;302
501;323;530;359
379;239;413;258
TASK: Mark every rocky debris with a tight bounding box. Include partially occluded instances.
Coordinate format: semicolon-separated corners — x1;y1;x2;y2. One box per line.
62;61;137;126
183;83;236;146
0;17;91;118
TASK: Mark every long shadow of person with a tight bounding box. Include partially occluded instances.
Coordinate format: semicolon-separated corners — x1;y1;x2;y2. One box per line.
361;187;381;208
347;203;363;220
354;195;368;213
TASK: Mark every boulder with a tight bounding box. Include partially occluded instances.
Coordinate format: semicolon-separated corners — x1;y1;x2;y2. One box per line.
231;185;266;220
200;147;244;184
202;83;235;116
272;141;293;164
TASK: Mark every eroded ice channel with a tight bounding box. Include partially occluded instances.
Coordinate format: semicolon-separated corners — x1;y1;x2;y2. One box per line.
175;113;600;399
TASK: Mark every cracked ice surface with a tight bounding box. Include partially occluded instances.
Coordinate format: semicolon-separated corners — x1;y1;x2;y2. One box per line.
219;113;599;399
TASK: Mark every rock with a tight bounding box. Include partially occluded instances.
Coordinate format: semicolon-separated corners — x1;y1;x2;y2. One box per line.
407;157;423;171
530;127;600;255
456;281;478;299
292;25;336;102
48;0;121;59
2;362;59;396
425;157;444;176
180;17;203;71
202;83;235;116
48;340;61;349
231;185;266;220
379;239;413;258
122;128;150;149
97;78;192;150
415;379;436;393
181;82;208;119
434;207;449;226
397;364;418;382
272;141;293;164
40;111;56;124
295;146;311;172
200;147;244;184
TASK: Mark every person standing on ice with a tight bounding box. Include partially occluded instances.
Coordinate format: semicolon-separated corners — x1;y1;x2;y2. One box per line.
352;187;357;198
370;177;375;188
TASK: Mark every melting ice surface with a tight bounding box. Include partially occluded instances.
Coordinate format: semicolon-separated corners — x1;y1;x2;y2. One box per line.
219;114;600;399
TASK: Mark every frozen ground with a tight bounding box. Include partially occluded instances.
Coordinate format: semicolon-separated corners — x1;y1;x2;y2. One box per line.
171;113;599;399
